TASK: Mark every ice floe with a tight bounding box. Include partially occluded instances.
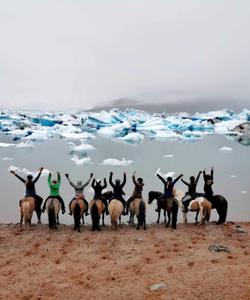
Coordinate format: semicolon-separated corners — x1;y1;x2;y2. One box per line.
68;141;95;156
219;146;233;152
101;157;134;166
2;157;14;161
70;155;92;165
164;154;174;158
0;108;249;145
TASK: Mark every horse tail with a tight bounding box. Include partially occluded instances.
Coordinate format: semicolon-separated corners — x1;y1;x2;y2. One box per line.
74;202;81;229
172;199;178;229
91;202;99;230
48;199;55;229
23;200;31;226
138;201;146;226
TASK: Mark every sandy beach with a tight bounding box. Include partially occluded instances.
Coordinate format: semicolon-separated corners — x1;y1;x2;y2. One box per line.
0;221;249;300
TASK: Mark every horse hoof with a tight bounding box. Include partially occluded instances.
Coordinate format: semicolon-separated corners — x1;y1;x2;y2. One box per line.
37;221;41;224
97;228;101;231
156;221;159;224
144;227;147;230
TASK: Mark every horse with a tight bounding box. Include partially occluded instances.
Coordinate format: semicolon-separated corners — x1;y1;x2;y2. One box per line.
179;193;228;225
186;197;212;225
128;198;146;230
70;197;87;232
148;191;179;229
20;196;36;230
108;199;123;230
90;199;105;231
46;197;61;230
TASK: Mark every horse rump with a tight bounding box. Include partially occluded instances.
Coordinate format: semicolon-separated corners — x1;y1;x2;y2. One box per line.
73;202;81;232
48;200;56;229
91;202;100;231
137;200;146;230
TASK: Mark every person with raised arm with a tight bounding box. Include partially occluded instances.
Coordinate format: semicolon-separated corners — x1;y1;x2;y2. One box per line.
42;172;66;214
109;171;127;215
203;167;214;201
181;171;202;212
125;172;144;215
155;171;183;212
65;172;93;216
10;167;44;223
91;177;109;215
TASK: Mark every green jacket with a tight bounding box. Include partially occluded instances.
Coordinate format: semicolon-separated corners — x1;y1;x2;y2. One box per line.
48;173;61;196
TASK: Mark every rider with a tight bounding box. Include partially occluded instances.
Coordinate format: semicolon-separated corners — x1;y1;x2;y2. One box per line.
109;172;127;215
126;172;144;215
42;172;66;214
203;167;214;201
91;178;109;215
155;172;183;212
181;171;202;212
10;167;44;223
65;172;93;216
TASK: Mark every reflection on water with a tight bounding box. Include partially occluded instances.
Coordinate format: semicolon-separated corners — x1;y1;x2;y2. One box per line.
0;133;249;224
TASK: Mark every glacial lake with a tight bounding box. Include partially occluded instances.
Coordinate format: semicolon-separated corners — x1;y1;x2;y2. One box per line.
0;133;249;225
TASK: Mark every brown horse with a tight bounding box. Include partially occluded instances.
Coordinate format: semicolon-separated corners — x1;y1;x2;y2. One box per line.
128;198;146;230
70;197;87;232
90;199;105;231
45;197;61;230
20;196;36;230
108;199;123;230
148;191;179;229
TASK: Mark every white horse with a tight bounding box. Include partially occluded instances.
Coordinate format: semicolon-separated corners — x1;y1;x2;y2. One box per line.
108;199;124;230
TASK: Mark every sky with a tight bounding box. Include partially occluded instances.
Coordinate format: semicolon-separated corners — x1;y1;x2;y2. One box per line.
0;0;250;110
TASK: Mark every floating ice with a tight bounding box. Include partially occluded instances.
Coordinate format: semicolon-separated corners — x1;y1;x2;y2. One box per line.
68;141;95;156
101;157;134;166
2;157;14;161
241;190;247;194
164;154;174;158
219;146;233;152
229;174;237;178
156;168;175;179
70;155;92;165
16;141;35;148
0;109;250;145
0;142;15;148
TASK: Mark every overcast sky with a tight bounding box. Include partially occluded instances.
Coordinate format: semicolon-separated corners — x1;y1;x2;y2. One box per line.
0;0;250;110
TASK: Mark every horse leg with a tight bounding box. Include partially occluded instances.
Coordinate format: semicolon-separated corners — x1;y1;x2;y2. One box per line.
35;208;42;224
166;211;171;227
97;216;101;231
195;210;199;224
82;214;85;225
143;216;146;230
119;215;121;225
20;208;23;231
156;211;160;223
102;212;105;227
164;210;167;224
183;211;188;224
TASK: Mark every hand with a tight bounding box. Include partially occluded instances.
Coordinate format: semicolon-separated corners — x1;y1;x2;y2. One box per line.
10;170;15;175
39;167;44;172
124;172;126;176
180;174;183;177
49;172;51;176
57;171;60;175
65;173;69;178
199;171;202;174
211;166;214;171
90;173;93;178
110;171;113;175
133;171;136;176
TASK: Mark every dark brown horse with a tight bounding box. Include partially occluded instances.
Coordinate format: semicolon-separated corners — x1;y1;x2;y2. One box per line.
148;191;179;229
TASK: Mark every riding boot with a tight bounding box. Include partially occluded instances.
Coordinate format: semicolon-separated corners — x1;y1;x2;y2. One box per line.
57;196;66;214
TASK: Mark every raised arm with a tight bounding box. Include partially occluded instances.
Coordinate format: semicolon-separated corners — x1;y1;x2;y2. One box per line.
57;172;61;186
195;171;202;184
65;173;76;189
173;174;183;185
203;170;207;180
83;173;93;188
109;172;114;188
156;173;166;185
102;178;107;189
48;173;52;187
11;171;25;183
91;178;96;189
181;178;190;187
121;172;126;187
132;174;139;186
34;167;43;183
211;167;214;180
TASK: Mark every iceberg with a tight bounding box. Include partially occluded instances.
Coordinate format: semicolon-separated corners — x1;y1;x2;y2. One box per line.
8;165;51;176
70;155;92;165
2;157;14;161
0;108;250;146
68;141;95;157
101;157;134;166
219;146;233;152
164;154;174;158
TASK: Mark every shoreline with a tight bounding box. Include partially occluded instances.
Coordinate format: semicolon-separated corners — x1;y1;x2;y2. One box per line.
0;222;249;300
